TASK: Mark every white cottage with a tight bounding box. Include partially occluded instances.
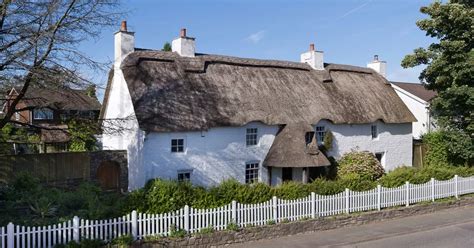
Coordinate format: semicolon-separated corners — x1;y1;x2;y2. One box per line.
390;82;437;139
101;22;416;190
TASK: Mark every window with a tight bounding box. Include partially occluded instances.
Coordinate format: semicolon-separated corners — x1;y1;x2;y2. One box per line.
33;108;53;120
375;152;385;167
15;112;20;121
246;128;258;146
177;171;191;182
171;138;184;153
245;162;259;184
282;167;293;182
305;131;315;145
316;126;325;144
371;125;378;139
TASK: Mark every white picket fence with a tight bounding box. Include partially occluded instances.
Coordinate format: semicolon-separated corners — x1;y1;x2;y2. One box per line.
1;175;474;248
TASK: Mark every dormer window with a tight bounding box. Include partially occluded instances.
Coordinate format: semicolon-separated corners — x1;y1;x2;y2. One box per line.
246;128;258;146
305;131;315;145
33;108;53;120
316;126;325;144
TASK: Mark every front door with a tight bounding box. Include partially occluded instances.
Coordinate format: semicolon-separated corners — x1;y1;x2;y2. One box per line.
282;168;293;182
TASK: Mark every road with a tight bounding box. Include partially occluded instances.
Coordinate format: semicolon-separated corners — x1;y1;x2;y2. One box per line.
229;206;474;248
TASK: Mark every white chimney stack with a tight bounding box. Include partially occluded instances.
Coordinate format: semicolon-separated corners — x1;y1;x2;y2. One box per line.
114;20;135;69
172;28;196;57
300;43;324;70
367;55;387;77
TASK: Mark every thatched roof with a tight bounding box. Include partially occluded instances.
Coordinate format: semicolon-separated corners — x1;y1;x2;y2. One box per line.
21;87;101;111
263;123;330;168
118;50;415;132
392;81;437;102
40;125;70;143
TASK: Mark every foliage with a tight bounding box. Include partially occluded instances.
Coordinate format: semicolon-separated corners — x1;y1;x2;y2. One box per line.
169;224;187;238
110;234;133;247
226;221;239;231
323;130;334;152
0;172;126;226
162;42;172;51
198;226;214;234
67;119;99;152
338;151;385;180
378;165;474;188
0;124;41;154
267;219;277;225
423;130;473;166
54;239;105;248
401;0;473;158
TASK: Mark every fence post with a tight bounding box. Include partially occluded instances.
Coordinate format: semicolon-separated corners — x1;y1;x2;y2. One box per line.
131;210;138;240
454;175;459;199
272;196;278;223
73;216;80;242
231;200;237;223
311;192;316;219
405;181;410;207
184;205;190;232
6;223;13;248
377;184;381;211
431;178;435;202
345;188;350;214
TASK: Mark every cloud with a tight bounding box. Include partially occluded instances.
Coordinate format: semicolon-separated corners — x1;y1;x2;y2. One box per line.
337;0;373;20
244;30;266;44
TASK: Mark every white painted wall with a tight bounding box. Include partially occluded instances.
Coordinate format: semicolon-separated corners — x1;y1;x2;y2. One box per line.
317;120;413;171
142;122;279;187
392;84;434;139
102;30;147;190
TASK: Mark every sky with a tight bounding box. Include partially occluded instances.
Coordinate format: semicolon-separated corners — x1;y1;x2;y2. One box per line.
80;0;434;101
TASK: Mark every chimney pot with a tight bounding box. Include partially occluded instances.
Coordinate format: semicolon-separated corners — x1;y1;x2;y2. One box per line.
374;54;379;61
180;28;187;38
309;43;315;51
120;21;127;32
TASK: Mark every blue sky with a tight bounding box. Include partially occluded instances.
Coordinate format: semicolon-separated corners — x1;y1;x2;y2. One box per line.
81;0;434;101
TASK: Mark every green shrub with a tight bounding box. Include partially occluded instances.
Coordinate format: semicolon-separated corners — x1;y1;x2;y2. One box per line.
272;181;310;199
226;221;239;231
54;239;105;248
169;224;187;238
338;151;385;180
339;173;377;191
309;178;344;195
198;226;214;234
143;179;195;213
111;234;133;247
379;166;422;187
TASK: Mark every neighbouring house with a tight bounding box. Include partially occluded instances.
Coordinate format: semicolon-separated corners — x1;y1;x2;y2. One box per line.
1;86;101;153
390;82;437;139
101;22;416;190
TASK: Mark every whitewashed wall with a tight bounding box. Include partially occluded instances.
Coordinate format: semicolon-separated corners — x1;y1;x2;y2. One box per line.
142;122;279;187
101;68;146;190
392;84;434;139
317;120;413;171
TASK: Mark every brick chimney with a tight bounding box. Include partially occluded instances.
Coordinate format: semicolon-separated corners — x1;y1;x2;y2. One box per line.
367;55;387;77
114;20;135;69
172;28;196;57
300;43;324;70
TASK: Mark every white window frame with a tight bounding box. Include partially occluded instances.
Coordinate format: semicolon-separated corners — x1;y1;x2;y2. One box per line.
177;170;192;182
316;126;325;144
371;124;378;139
246;128;258;146
245;161;259;184
171;138;185;153
33;108;54;120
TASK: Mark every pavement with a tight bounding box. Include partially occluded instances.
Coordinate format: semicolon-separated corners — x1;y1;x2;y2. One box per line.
229;205;474;248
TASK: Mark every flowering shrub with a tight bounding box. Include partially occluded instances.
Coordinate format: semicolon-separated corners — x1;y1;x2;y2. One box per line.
338;151;385;180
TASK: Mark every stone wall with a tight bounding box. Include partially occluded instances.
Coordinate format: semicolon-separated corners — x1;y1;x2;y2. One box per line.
137;197;474;248
90;150;128;192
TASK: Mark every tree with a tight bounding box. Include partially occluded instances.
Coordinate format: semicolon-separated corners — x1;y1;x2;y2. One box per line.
402;0;473;165
162;42;172;51
0;0;122;129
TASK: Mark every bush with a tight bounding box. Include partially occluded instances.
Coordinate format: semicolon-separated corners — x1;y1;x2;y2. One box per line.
272;181;310;200
423;130;474;167
111;234;133;247
338;151;385;180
